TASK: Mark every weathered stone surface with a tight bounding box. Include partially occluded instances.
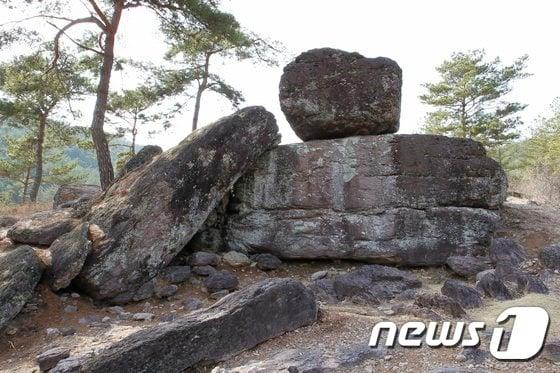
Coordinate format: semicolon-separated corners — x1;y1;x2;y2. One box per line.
7;209;78;246
441;279;483;309
489;238;527;266
76;107;280;302
0;215;18;228
77;279;317;372
0;246;44;328
279;48;402;141
204;270;239;293
222;251;251;267
53;184;101;209
540;244;560;270
226;135;506;265
37;347;71;372
45;223;92;291
414;293;466;318
117;145;162;178
312;265;421;304
252;253;282;271
446;256;492;278
0;231;14;252
542;341;560;362
493;262;548;296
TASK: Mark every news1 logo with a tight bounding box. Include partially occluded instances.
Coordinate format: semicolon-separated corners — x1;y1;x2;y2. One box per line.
369;306;550;360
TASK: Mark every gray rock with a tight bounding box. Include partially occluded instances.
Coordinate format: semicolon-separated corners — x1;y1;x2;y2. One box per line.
162;266;191;284
182;298;203;311
190;251;220;266
117;145;162;178
53;184;101;209
493;262;548;296
64;305;78;313
0;246;44;328
50;356;84;373
79;278;317;373
476;271;513;300
45;223;92;291
192;265;217;276
279;48;402;141
46;328;61;338
222;251;251;267
204;270;239;293
155;284;178;299
253;253;282;271
310;271;329;281
37;347;71;372
414;293;466;318
446;256;492;278
226;135;506;265
7;209;78;246
0;236;14;253
132;313;154;321
489;238;527;266
540;244;560;270
60;327;76;336
441;279;483;309
316;265;421;304
0;215;18;228
75;107;280;302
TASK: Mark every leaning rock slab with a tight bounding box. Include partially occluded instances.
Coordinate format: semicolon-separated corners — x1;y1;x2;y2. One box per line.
76;107;280;302
74;278;317;372
280;48;402;141
0;245;44;328
226;134;506;265
7;209;78;246
45;223;92;291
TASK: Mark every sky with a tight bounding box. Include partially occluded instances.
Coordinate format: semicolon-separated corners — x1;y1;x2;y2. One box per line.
2;0;560;149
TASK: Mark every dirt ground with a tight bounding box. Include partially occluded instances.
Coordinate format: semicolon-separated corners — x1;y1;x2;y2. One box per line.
1;198;560;372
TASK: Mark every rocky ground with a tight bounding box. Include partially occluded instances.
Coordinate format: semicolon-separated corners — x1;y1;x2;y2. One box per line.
1;198;559;372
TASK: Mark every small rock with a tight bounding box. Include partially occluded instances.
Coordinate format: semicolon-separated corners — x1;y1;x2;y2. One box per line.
190;251;220;267
489;238;527;266
108;306;126;315
163;266;192;284
155;284;178;299
36;347;71;372
414;293;466;318
476;271;513;300
102;316;111;323
78;315;101;326
252;253;282;271
133;313;154;321
64;305;78;313
5;326;17;336
117;312;133;321
182;298;203;311
441;279;483;309
310;271;328;281
192;265;217;276
446;256;492;278
50;356;83;373
455;353;467;363
210;290;230;300
204;270;239;293
60;327;76;336
70;293;80;299
222;251;251;267
46;328;61;338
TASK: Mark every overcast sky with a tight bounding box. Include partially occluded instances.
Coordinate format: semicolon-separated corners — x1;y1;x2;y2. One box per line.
3;0;560;149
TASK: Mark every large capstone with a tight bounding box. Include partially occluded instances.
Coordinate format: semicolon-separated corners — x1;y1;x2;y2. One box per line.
70;279;317;372
0;246;44;328
225;134;507;265
76;107;280;302
279;48;402;141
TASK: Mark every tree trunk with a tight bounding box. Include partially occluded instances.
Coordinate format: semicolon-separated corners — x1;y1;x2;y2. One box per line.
91;1;124;190
21;167;31;204
30;113;47;202
191;53;211;132
131;115;137;155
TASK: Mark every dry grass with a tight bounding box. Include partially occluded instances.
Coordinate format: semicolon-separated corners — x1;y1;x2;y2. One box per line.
509;169;560;206
0;202;51;218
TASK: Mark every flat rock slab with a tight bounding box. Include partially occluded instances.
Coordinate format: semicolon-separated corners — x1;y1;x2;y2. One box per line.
76;107;280;302
226;134;505;265
72;278;317;373
279;48;402;141
7;209;78;246
45;223;92;291
0;246;44;328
